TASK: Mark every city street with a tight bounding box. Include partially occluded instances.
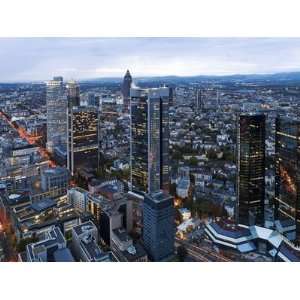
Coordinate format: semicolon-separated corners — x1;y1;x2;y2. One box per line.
176;238;232;262
0;110;56;167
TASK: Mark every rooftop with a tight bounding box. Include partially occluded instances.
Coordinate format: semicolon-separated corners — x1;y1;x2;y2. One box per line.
53;248;75;262
113;228;131;243
31;198;56;213
73;221;96;236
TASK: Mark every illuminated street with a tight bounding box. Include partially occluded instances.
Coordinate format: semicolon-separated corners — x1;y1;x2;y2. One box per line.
0;110;56;167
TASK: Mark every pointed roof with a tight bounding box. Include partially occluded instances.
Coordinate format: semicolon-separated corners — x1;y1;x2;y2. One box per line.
124;70;132;78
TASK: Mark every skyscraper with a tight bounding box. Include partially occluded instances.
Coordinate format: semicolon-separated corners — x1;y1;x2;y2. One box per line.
143;191;174;261
46;76;68;153
237;114;265;226
67;105;99;176
66;80;80;107
130;86;171;194
275;116;300;242
121;70;132;113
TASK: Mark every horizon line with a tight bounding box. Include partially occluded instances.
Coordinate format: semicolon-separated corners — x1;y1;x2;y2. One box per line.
2;70;300;84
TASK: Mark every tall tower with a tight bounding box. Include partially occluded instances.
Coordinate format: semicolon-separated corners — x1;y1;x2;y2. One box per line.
67;105;99;176
46;76;67;153
237;114;265;226
275;116;300;242
66;80;80;107
143;191;175;261
130;86;171;194
121;70;132;113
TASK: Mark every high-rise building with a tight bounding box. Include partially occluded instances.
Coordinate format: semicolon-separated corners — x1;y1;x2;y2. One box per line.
121;70;132;113
41;167;69;197
67;105;99;176
66;80;80;107
237;114;265;226
275;116;300;242
87;92;97;106
46;76;68;153
130;86;171;194
143;191;174;261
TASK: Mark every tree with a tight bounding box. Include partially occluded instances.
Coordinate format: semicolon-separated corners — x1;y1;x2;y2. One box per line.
16;236;39;253
207;149;217;160
177;245;188;262
172;150;183;161
189;156;198;167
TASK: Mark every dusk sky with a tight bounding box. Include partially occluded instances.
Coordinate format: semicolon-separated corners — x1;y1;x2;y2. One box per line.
1;38;300;82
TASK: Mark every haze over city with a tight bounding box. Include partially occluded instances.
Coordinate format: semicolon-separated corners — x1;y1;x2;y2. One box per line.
2;38;300;81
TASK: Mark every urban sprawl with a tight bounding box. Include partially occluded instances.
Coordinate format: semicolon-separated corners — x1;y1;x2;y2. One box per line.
1;70;300;262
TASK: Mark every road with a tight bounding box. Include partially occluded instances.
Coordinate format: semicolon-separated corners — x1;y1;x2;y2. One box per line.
176;238;232;262
0;110;56;167
0;227;17;262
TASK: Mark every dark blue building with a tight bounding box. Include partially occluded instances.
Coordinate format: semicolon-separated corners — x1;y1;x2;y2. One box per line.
143;191;174;261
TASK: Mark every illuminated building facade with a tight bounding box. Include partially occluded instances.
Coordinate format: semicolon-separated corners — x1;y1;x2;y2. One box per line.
237;114;265;226
67;106;99;176
275;117;300;241
130;86;171;194
46;76;68;153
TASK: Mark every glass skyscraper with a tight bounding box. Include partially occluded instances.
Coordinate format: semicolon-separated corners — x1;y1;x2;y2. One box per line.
237;114;265;226
130;86;171;194
66;80;80;107
46;76;68;153
275;116;300;241
121;70;132;113
143;191;174;261
67;105;99;176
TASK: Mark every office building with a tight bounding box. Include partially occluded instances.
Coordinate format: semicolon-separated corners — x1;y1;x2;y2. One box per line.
26;226;74;262
98;195;133;246
66;80;80;107
275;116;300;242
68;187;88;212
46;76;68;153
237;114;265;226
72;221;112;262
121;70;132;113
111;227;148;262
143;191;174;261
67;106;99;176
87;92;98;107
41;167;69;197
205;219;300;262
130;86;171;194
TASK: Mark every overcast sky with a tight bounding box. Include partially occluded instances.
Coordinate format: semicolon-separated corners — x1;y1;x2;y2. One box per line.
1;38;300;82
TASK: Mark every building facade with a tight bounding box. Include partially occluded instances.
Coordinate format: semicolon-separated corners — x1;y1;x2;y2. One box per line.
121;70;132;113
66;80;80;107
143;191;174;261
275;116;300;242
67;105;99;176
237;114;265;226
46;76;68;153
41;167;69;197
130;86;171;194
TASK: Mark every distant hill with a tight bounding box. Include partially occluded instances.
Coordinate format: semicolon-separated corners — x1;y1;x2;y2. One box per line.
81;72;300;84
3;72;300;85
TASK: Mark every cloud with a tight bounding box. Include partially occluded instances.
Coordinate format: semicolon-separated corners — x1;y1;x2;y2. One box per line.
0;38;300;81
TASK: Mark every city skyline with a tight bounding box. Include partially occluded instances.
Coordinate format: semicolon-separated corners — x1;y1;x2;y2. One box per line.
2;38;300;82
